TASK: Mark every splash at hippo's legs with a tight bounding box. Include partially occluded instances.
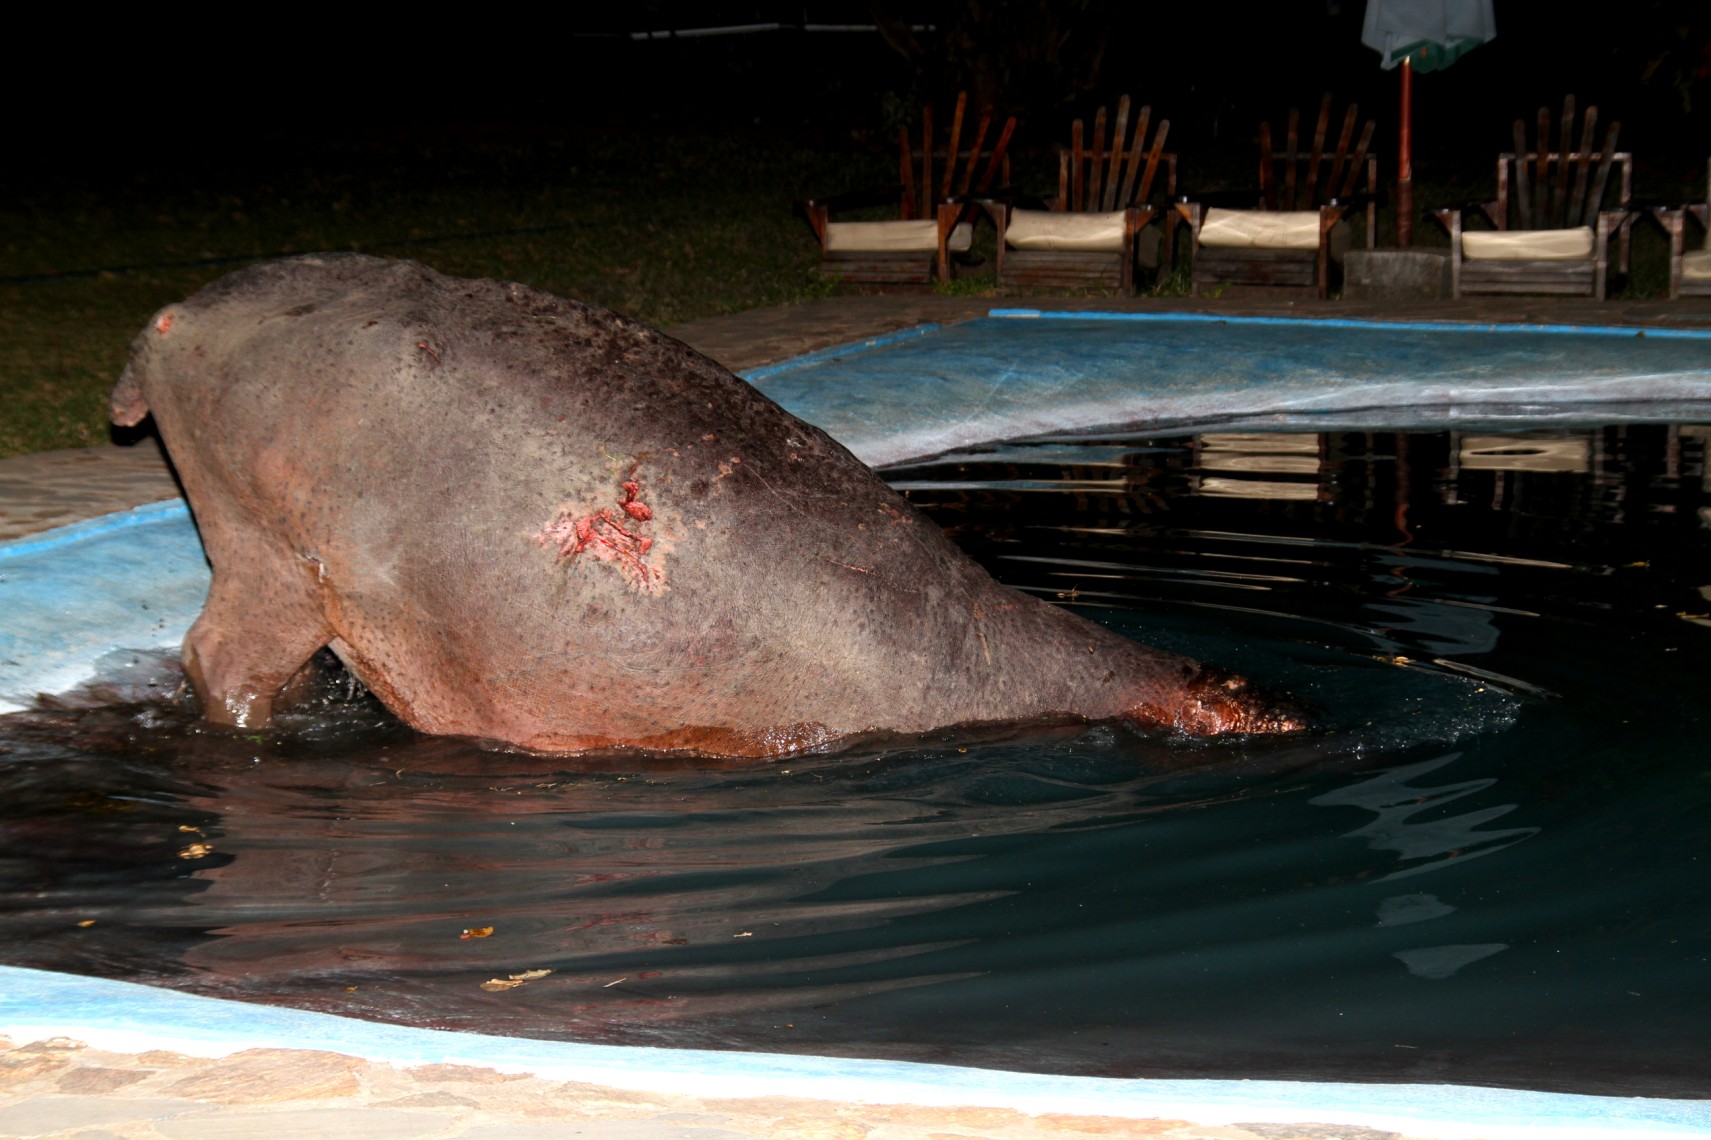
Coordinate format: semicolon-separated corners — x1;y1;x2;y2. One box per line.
182;535;334;729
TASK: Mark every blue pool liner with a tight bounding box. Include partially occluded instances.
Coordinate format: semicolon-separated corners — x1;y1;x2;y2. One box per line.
6;312;1711;1129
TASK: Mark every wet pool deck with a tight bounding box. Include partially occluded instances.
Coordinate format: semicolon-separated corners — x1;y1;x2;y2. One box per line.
5;291;1711;1139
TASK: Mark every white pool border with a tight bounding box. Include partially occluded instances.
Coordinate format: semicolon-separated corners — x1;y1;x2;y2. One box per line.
1;966;1706;1139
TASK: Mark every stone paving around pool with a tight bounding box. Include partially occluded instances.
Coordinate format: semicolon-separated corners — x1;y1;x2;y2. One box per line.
0;1034;1417;1140
6;291;1711;1140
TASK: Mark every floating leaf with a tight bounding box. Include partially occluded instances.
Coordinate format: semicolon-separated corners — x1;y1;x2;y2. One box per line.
480;967;552;992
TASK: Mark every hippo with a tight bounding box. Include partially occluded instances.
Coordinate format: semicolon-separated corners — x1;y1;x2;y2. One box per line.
110;254;1298;757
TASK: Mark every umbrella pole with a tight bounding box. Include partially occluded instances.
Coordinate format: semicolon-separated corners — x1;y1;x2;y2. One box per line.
1397;56;1414;248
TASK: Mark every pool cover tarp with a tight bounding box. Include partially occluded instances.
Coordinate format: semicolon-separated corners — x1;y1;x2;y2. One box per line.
747;312;1711;467
0;501;206;711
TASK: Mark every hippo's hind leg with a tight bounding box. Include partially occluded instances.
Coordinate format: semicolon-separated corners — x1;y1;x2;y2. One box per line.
182;539;334;729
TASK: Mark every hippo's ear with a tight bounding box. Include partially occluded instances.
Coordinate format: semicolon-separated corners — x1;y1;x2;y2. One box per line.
110;362;150;428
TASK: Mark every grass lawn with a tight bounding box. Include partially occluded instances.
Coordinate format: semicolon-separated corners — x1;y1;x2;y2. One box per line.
0;127;885;458
0;124;1681;459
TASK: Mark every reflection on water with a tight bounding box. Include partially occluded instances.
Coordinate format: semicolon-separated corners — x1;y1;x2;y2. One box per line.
3;425;1711;1097
1310;752;1539;881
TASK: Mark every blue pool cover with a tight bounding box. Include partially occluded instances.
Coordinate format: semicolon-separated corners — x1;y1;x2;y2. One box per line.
0;500;206;711
747;311;1711;466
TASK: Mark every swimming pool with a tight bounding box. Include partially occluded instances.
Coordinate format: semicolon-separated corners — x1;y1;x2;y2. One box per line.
4;314;1711;1132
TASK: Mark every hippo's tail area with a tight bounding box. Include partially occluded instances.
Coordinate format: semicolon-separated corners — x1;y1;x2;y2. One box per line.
112;300;181;428
110;362;150;428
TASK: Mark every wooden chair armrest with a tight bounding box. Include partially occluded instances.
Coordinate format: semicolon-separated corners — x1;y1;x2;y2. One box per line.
1173;198;1204;237
1596;208;1635;243
1123;205;1158;247
1430;208;1464;263
1646;206;1689;255
1318;201;1354;229
1649;203;1708;228
1432;202;1501;230
797;199;830;246
1648;204;1710;288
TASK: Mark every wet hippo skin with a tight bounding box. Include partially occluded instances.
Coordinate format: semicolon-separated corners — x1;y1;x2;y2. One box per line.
111;254;1299;757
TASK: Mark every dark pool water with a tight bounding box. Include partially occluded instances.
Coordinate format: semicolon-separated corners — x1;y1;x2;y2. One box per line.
3;424;1710;1098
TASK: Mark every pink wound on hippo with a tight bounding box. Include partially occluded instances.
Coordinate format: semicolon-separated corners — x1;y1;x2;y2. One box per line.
619;481;652;521
536;474;666;595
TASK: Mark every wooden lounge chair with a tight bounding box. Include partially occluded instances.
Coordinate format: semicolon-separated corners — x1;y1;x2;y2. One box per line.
1653;157;1711;298
1175;95;1378;300
799;93;1016;288
983;96;1175;292
1432;96;1633;299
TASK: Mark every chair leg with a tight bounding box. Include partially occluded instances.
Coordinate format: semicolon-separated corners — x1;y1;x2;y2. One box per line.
935;202;965;284
1174;201;1203;296
1446;214;1464;299
1595;213;1618;299
987;201;1010;287
1655;208;1685;299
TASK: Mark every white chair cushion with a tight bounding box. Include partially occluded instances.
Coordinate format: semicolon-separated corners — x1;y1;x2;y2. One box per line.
1006;209;1126;251
1682;249;1711;282
1462;227;1594;261
1199;208;1321;250
824;220;973;253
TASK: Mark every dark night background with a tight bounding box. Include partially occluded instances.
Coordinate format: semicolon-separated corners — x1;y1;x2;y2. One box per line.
9;2;1708;187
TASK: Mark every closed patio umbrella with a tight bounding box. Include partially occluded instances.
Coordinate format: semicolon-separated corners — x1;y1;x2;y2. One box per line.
1362;0;1496;246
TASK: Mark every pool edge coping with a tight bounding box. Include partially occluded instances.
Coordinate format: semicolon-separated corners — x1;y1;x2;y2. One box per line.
1;966;1707;1138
